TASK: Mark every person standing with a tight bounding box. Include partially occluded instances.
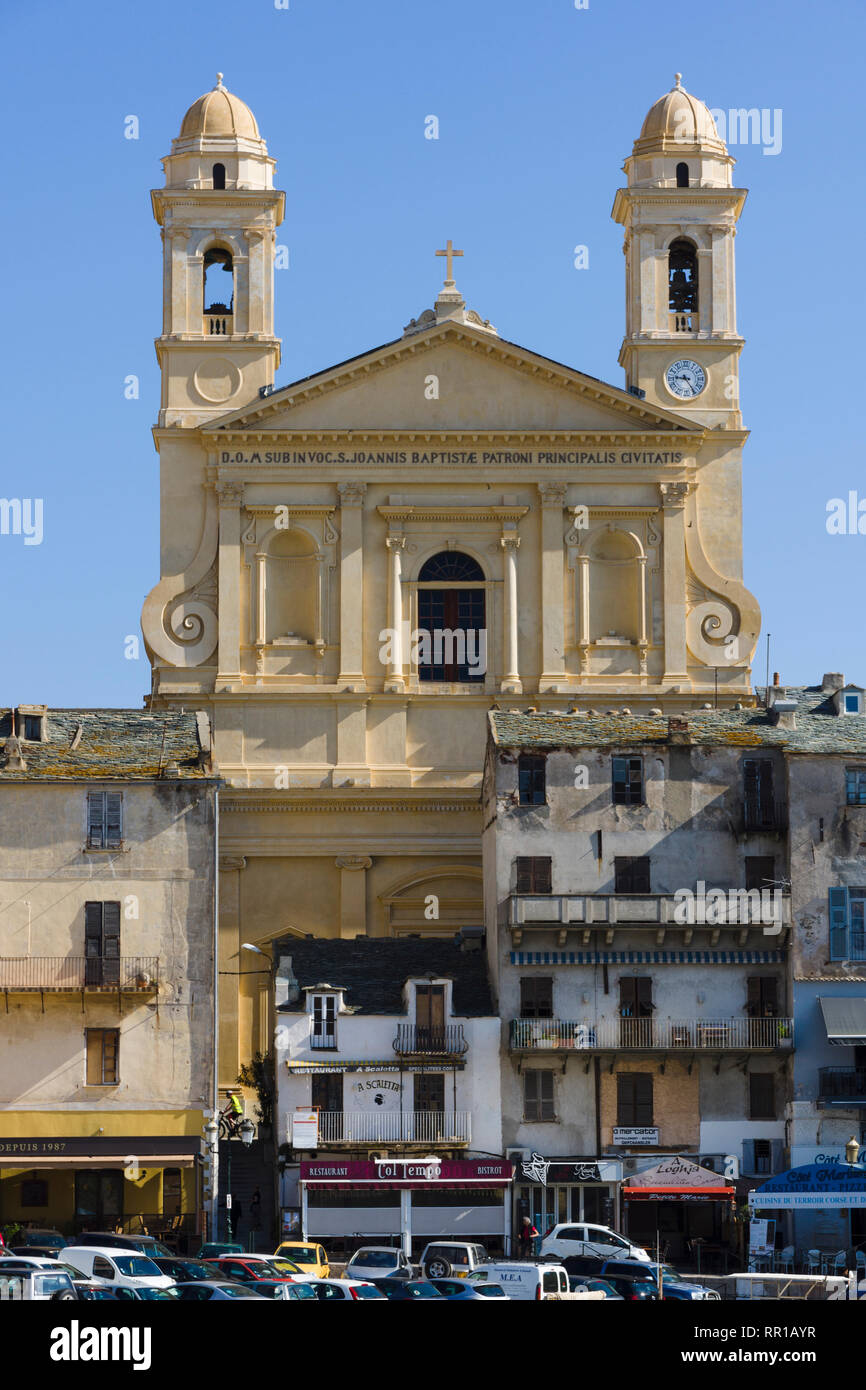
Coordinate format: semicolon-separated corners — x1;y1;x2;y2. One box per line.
518;1215;539;1258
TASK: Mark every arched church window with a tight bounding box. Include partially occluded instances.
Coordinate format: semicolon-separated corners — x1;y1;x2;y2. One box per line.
212;162;226;190
417;551;486;684
668;237;698;331
203;246;234;335
676;161;689;188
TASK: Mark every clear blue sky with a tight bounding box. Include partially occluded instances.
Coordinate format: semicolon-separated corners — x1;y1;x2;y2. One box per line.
3;0;864;707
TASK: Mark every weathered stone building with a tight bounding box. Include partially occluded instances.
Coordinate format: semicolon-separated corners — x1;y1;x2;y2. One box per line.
0;708;218;1245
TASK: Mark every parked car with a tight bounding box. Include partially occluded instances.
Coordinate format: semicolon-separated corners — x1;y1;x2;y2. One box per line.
419;1241;490;1279
10;1229;65;1256
196;1242;244;1259
561;1258;660;1301
73;1282;120;1301
273;1241;330;1278
376;1278;445;1300
0;1268;78;1301
58;1245;175;1291
308;1278;387;1301
541;1223;651;1263
430;1278;509;1301
202;1254;308;1285
467;1262;603;1301
255;1279;318;1300
66;1233;174;1257
605;1259;719;1301
568;1276;623;1300
113;1286;182;1301
174;1280;271;1301
153;1256;226;1283
344;1246;414;1281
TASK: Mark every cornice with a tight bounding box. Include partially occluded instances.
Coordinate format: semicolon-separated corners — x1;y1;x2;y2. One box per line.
198;427;701;448
377;504;530;523
221;797;480;814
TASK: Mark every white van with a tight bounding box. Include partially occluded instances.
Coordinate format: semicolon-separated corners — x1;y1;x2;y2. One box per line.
59;1245;174;1291
468;1261;604;1301
540;1223;651;1263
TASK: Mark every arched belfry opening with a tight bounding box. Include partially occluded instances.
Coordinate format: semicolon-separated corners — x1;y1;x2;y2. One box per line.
416;551;486;684
676;161;690;187
668;237;698;331
212;162;226;189
203;246;234;334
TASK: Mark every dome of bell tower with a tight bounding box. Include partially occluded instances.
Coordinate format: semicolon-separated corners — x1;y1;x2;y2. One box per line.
179;74;261;141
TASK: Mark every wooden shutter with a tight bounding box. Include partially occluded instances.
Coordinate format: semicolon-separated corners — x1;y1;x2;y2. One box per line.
525;1070;554;1121
634;1074;653;1126
102;902;121;985
515;858;532;895
534;858;552;894
87;792;104;847
85;1030;102;1084
102;1029;119;1084
84;903;103;986
632;858;650;893
749;1072;775;1120
620;977;637;1016
746;977;762;1017
105;794;122;848
538;1070;554;1120
829;887;850;960
521;977;553;1019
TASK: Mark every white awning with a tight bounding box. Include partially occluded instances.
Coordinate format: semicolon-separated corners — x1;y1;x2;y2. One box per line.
819;996;866;1046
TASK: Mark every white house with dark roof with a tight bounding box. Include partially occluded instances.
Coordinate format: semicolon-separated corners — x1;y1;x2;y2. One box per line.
273;934;506;1255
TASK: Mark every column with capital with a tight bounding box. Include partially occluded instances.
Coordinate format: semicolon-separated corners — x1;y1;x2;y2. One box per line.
168;228;190;335
710;226;733;335
337;482;366;689
218;856;246;1090
217;482;244;685
335;855;372;938
659;482;690;682
244;227;265;336
500;528;522;694
538;483;567;692
384;535;406;692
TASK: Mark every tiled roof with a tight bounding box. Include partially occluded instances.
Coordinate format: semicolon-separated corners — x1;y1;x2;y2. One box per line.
274;936;494;1018
0;709;212;780
488;687;866;755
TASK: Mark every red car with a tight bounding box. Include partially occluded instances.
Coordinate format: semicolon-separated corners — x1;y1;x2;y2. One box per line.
203;1254;307;1285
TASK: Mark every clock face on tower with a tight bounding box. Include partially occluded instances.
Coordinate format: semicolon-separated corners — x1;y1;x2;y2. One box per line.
665;359;706;399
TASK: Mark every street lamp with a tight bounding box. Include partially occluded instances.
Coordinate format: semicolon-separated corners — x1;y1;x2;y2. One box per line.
846;1136;861;1166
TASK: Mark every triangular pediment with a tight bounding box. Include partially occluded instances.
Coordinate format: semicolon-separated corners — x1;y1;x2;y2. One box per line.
209;322;699;436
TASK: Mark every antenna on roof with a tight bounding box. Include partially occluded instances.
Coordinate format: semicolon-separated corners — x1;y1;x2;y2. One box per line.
764;633;772;707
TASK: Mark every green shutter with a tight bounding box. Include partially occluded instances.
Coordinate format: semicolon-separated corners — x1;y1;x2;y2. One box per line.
829;887;850;960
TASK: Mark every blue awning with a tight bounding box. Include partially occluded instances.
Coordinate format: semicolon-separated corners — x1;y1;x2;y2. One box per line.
819;996;866;1046
749;1162;866;1209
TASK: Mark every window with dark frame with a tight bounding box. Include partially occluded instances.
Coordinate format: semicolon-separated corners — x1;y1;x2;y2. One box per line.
87;791;123;849
518;755;547;806
311;995;338;1049
84;901;121;987
523;1069;555;1122
415;1073;445;1113
85;1028;119;1086
746;976;779;1018
614;856;651;894
416;551;486;684
743;758;777;830
846;769;866;806
515;857;552;895
617;1073;653;1127
612;756;643;805
753;1139;772;1176
22;715;43;741
520;977;553;1019
748;1072;776;1120
745;856;776;892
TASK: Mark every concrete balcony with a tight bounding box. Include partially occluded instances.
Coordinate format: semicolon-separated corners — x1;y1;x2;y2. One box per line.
393;1024;468;1057
509;1016;793;1054
312;1111;471;1146
506;892;791;944
0;957;159;994
203;311;233;335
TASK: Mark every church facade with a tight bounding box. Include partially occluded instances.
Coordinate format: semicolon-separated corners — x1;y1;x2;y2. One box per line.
141;74;761;1094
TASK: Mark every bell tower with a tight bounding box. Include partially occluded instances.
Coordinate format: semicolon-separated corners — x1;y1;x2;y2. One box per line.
152;74;284;427
612;75;746;428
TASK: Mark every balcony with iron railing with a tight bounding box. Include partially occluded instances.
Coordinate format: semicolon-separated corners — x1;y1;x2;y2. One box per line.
311;1111;471;1146
0;957;159;993
818;1068;866;1107
741;796;788;834
393;1024;468;1056
507;892;791;939
509;1016;793;1053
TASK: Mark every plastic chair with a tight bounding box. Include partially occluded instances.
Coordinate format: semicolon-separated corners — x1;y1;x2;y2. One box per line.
828;1250;847;1275
777;1246;794;1273
856;1250;866;1277
805;1249;822;1274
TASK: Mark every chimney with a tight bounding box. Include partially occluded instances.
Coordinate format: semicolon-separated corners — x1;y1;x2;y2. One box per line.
773;672;780;687
768;698;797;730
822;673;845;692
667;716;690;744
3;734;27;771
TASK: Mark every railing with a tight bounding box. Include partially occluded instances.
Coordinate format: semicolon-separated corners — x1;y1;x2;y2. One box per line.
818;1068;866;1105
0;957;159;991
742;796;787;833
393;1024;468;1055
509;1016;793;1052
669;310;698;333
508;893;792;930
310;1029;337;1051
314;1111;471;1144
203;312;233;335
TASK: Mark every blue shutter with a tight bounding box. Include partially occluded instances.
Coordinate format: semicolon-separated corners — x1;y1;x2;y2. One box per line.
829;887;850;960
742;1139;755;1175
770;1139;784;1175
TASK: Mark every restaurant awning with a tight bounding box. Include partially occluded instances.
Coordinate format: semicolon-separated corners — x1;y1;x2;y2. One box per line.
819;996;866;1046
0;1154;196;1170
750;1162;866;1209
285;1059;465;1073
